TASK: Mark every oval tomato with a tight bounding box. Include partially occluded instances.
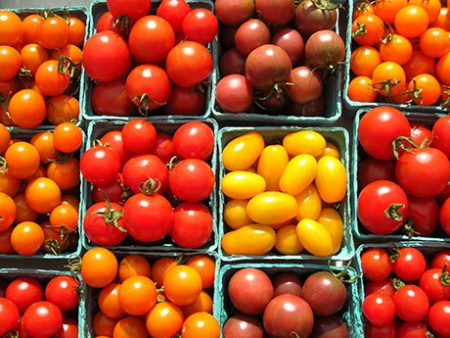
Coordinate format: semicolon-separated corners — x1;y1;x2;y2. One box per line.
247;192;297;225
221;171;266;200
222;132;265;171
257;145;289;191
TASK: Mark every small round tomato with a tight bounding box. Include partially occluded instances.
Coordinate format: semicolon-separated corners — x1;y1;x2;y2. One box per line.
153;132;174;163
146;302;184;338
80;145;121;185
107;0;151;22
363;293;396;326
393;247;427;282
151;257;176;287
172;121;214;160
0;11;24;47
372;61;406;97
10;221;45;256
0;297;20;335
92;79;136;117
0;46;22;82
431;7;450;30
403;51;436;81
30;131;56;162
100;130;133;166
186;255;215;289
35;60;70;97
410;0;441;22
181;312;220;338
436;52;450;85
4;141;40;179
14;193;38;223
47;95;80;125
365;322;398;338
122;119;157;154
350;46;382;77
57;317;78;338
431;250;450;269
352;14;386;46
182;291;213;317
365;279;395;296
164;265;202;306
419;268;450;302
93;311;118;337
45;276;79;312
407;73;441;105
379;34;413;65
119;276;157;316
419;27;450;59
428;301;450;336
0;171;20;197
374;0;407;23
22;14;43;44
157;0;191;33
8;89;46;129
98;283;125;319
394;284;430;322
0;192;16;232
47;158;81;190
53;122;83;153
182;8;218;45
118;255;151;282
51;44;83;64
432;115;450;158
440;198;450;236
25;177;61;214
6;277;44;313
395;6;430;38
361;248;393;282
38;15;69;50
20;43;48;75
50;204;78;231
222;132;265;171
166;85;205;116
0;228;14;254
81;247;118;288
348;76;377;102
67;16;85;46
23;301;63;337
113;316;148;338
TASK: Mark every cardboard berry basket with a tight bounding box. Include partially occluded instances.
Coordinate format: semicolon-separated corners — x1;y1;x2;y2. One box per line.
0;126;84;259
342;0;448;115
80;118;219;254
80;0;218;121
81;251;219;337
218;126;355;263
0;267;87;336
352;108;449;243
215;262;364;338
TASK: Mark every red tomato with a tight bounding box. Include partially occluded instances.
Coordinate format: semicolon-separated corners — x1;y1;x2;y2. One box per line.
95;12;126;37
156;0;191;33
363;293;396;326
153;133;174;163
171;202;213;248
92;79;137;117
107;0;151;22
358;180;409;235
166;86;205;116
5;277;44;313
393;284;430;322
57;317;78;338
122;119;157;154
410;123;432;147
398;322;428;338
393;247;427;282
440;198;450;236
80;145;121;185
123;193;174;242
365;280;395;296
172;122;214;160
23;301;63;338
357;159;395;189
419;268;450;302
45;276;79;312
92;179;127;205
432;115;450;158
182;9;218;45
99;130;133;166
431;250;450;269
361;248;393;282
365;322;397;338
428;301;450;336
0;297;20;335
406;197;439;236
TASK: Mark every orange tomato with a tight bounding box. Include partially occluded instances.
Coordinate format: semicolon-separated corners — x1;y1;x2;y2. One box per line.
0;171;20;197
51;44;83;64
46;95;80;125
0;192;16;232
151;257;176;287
419;27;450;58
374;0;407;23
25;177;61;214
181;291;213;317
407;73;441;105
436;52;450;85
0;11;23;46
118;276;157;316
93;311;118;337
0;228;14;254
0;122;10;154
186;255;215;289
37;16;69;50
403;51;436;81
353;1;375;19
379;34;413;65
113;316;147;338
0;78;19;97
0;46;22;82
10;221;45;256
395;6;430;38
61;194;80;209
22;14;43;44
352;14;386;46
181;312;220;338
67;16;85;47
49;204;78;231
5;141;40;179
372;61;406;97
350;46;382;77
348;76;377;103
410;0;441;22
35;60;70;97
118;255;152;282
164;265;203;306
53;122;83;153
98;283;126;319
81;247;118;288
24;165;46;183
46;157;81;190
20;43;49;75
431;7;450;30
30;131;56;162
14;193;39;223
8;89;47;129
146;302;184;338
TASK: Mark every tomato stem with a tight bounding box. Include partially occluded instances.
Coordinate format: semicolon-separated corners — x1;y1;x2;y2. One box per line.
42;239;63;255
391;277;405;290
139;178;161;195
371;78;400;96
66;256;82;273
312;0;342;10
289;332;302;338
384;203;405;222
167;156;180;169
391;136;422;159
403;79;423;105
90;193;126;232
0;156;7;174
134;93;166;116
352;22;367;39
113;15;132;36
440;264;450;286
402;221;420;239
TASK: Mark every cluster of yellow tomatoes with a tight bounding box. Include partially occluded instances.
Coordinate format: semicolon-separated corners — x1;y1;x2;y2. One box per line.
220;130;347;257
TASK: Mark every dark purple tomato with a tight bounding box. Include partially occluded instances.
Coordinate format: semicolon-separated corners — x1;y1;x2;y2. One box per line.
166;86;205;116
216;74;253;113
234;19;270;56
255;0;295;25
357;159;396;190
215;0;255;26
263;294;314;338
220;48;246;76
271;28;304;65
295;0;338;36
258;90;289;115
302;271;347;316
228;268;273;315
287;66;323;104
313;315;350;338
288;96;326;117
406;197;439;236
272;272;303;298
305;30;345;68
223;314;264;338
245;44;292;91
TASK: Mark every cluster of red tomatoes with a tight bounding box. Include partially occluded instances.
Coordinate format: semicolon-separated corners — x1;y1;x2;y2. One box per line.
81;120;215;249
0;122;82;256
84;0;217;117
357;106;450;236
223;267;350;337
80;247;219;338
0;10;85;127
215;0;345;117
349;0;450;106
362;246;450;337
0;274;79;337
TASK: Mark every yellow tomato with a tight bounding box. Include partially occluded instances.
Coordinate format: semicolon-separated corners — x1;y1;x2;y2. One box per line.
319;208;344;254
257;145;289;191
315;156;347;203
221;171;266;200
246;192;298;225
279;154;317;196
221;224;276;256
224;200;251;229
296;219;333;257
295;184;322;221
283;130;326;157
275;225;304;255
222;132;265;171
318;142;340;159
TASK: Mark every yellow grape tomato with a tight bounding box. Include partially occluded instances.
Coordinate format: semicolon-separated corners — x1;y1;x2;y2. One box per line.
221;171;266;200
279;154;317;196
296;219;334;257
319;208;344;254
283;130;326;157
221;224;276;256
222;132;265;171
295;184;322;221
275;225;304;255
257;145;289;191
246;191;298;225
315;156;347;203
318;142;340;160
224;199;252;229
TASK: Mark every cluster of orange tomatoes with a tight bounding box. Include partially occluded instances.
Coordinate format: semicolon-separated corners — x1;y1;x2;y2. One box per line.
0;10;85;127
0;122;82;256
80;248;219;338
349;0;450;106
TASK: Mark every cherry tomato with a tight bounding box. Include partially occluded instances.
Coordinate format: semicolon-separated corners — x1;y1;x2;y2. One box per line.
348;76;377;102
92;79;136;117
53;122;83;153
0;170;20;197
428;301;450;336
395;6;430;38
46;158;81;190
357;159;395;189
80;145;121;185
47;95;80;125
157;0;191;33
0;11;23;47
4;141;40;179
363;293;396;326
374;0;407;23
431;250;450;269
431;7;450;30
99;283;127;318
20;43;48;75
0;46;22;82
361;248;393;282
380;34;412;65
107;0;151;22
365;322;397;338
182;9;218;45
0;192;16;232
440;198;450;236
352;14;386;46
419;268;450;302
394;284;430;322
93;311;118;337
398;322;428;338
67;16;85;46
99;130;133;166
25;177;61;214
372;61;406;97
172;121;214;160
22;14;43;44
10;221;45;256
8;89;46;128
122;119;157;154
81;247;118;288
45;276;79;312
23;301;63;338
38;16;69;49
0;297;20;335
350;46;382;77
181;312;220;338
57;317;78;338
146;301;184;337
403;51;436;81
6;277;43;313
365;279;395;296
153;133;174;163
432;115;450;158
119;276;156;316
164;265;202;306
96;11;126;37
407;73;441;105
118;254;151;282
406;197;439;236
113;316;147;338
410;0;441;22
186;255;215;289
393;247;427;282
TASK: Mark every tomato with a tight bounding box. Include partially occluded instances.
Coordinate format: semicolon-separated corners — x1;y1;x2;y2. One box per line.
125;65;171;111
80;145;121;185
67;16;85;46
431;250;450;269
407;73;441;106
0;79;19;99
57;317;78;338
395;6;430;38
0;46;21;82
294;184;321;221
30;131;55;163
4;141;40;179
0;228;13;254
8;89;46;128
11;221;45;255
247;192;297;225
186;255;215;289
432;7;450;30
419;268;450;302
182;291;212;317
50;44;81;65
122;193;174;242
118;255;151;282
348;76;377;102
222;171;266;200
0;192;15;232
440;198;450;236
0;297;19;335
164;265;202;306
23;301;63;338
45;276;79;312
50;204;78;231
350;46;382;77
47;95;80;125
118;275;156;316
280;154;317;196
20;43;48;76
296;218;333;257
100;130;133;166
398;322;429;338
406;197;438;236
358;180;408;234
358;106;410;160
363;293;396;326
222;132;265;171
283;130;326;157
112;316;148;338
436;52;450;85
82;31;131;82
81;247;118;288
6;277;43;313
365;322;398;338
121;119;157;154
222;224;276;256
46;158;80;190
380;34;413;65
128;15;175;64
14;193;38;223
171;202;213;249
38;15;69;49
315;156;346;203
393;247;427;282
395;147;449;198
107;0;150;22
166;85;205;116
432;115;450;158
182;9;218;45
92;81;135;118
257;145;289;191
145;301;184;337
410;0;441;22
181;312;220;338
25;177;61;214
319;209;344;254
169;159;214;202
428;301;450;336
53;122;83;153
35;60;70;97
361;248;393;282
403;51;436;81
150;133;173;163
151;257;176;287
0;171;20;197
172;122;214;160
166;41;213;87
22;14;43;44
157;0;191;33
0;11;23;47
394;284;430;322
365;279;395;296
372;61;406;97
224;200;251;229
0;123;9;154
352;14;386;46
419;28;450;59
374;0;407;23
93;311;118;337
275;225;303;255
358;159;395;189
91;180;127;205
